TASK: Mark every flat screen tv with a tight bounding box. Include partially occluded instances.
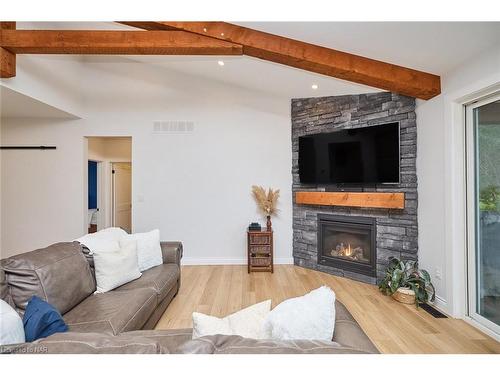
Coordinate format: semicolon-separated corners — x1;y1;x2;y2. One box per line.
298;122;400;185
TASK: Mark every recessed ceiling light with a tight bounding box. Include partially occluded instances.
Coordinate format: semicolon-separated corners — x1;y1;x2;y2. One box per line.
218;60;225;66
311;84;319;90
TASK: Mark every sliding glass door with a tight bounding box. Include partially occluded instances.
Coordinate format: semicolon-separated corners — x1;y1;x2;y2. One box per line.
466;93;500;335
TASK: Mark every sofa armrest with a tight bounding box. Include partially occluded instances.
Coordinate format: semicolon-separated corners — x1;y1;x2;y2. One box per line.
160;242;183;266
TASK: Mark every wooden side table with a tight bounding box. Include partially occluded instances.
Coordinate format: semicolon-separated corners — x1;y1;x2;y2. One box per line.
247;229;273;273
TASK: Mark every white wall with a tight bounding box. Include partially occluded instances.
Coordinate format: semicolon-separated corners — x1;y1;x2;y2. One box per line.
0;60;293;264
416;94;447;305
417;45;500;315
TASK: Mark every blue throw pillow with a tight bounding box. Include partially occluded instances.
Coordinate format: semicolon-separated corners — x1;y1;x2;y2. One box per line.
23;296;68;342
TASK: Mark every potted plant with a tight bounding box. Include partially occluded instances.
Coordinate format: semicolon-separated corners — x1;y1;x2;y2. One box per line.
251;185;280;231
378;257;435;307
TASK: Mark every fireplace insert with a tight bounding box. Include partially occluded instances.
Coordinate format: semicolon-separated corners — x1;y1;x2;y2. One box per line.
317;214;376;277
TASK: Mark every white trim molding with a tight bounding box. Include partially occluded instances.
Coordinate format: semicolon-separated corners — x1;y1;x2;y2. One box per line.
464;317;500;342
446;82;500;318
430;295;449;316
440;72;500;350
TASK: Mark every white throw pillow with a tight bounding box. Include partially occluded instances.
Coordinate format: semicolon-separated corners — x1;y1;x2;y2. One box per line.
264;286;336;340
93;238;142;293
0;299;25;345
124;229;162;272
98;227;128;241
192;300;272;340
76;227;127;254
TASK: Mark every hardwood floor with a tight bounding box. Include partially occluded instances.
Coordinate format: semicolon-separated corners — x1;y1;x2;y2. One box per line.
156;265;500;354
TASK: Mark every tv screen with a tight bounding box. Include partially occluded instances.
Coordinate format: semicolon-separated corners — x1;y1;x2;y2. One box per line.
298;123;400;184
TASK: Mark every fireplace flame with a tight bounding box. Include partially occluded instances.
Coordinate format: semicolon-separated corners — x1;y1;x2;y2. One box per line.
330;242;368;262
345;243;352;256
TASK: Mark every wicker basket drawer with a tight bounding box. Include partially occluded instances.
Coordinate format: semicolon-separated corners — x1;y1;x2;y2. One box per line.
249;234;270;245
250;245;271;255
250;256;271;267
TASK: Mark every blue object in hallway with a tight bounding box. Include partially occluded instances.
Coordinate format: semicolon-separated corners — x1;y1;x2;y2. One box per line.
23;296;68;342
88;161;97;209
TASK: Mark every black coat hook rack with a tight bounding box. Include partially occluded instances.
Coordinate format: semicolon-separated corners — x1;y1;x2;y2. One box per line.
0;146;57;150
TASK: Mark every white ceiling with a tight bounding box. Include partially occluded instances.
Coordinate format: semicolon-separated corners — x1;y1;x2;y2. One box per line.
237;22;500;75
0;86;78;119
82;54;380;99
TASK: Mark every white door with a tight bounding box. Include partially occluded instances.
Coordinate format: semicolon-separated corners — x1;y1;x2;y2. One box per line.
112;162;132;233
466;93;500;336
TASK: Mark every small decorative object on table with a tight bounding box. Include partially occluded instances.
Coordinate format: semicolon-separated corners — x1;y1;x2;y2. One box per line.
251;185;280;231
248;222;262;232
378;257;435;307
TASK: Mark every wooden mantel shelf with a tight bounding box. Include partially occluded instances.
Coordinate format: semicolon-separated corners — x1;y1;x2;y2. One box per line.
295;191;405;209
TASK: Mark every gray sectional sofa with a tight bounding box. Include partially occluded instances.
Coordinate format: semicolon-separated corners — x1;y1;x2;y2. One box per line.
1;241;378;354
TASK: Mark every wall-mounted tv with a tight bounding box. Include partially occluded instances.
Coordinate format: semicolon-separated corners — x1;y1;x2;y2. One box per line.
298;122;400;185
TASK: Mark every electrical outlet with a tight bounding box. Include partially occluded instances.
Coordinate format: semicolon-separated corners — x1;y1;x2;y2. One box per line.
435;267;442;280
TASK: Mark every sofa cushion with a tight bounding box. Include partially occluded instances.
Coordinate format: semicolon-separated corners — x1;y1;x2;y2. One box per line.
1;242;96;315
63;288;157;335
115;263;179;304
120;329;192;353
177;334;372;354
333;300;379;353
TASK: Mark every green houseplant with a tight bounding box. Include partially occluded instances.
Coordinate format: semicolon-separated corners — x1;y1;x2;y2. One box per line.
378;257;435;307
479;185;500;211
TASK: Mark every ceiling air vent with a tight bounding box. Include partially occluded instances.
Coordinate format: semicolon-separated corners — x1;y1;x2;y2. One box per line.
152;121;195;134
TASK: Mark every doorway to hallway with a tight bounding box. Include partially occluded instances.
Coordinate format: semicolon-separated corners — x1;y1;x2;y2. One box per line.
86;136;132;234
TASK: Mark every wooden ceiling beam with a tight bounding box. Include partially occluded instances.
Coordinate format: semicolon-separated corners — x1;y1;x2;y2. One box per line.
0;30;243;56
139;22;441;99
0;22;16;78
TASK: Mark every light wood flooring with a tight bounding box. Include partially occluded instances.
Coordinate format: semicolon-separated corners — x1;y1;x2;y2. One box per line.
156;265;500;354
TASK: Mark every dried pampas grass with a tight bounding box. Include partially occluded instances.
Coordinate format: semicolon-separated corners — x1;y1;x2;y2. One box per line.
252;185;280;216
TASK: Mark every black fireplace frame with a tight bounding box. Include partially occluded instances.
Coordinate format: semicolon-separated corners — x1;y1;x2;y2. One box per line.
317;214;377;277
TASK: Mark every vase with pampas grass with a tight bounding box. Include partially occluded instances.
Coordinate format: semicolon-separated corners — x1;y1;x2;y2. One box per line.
251;185;280;231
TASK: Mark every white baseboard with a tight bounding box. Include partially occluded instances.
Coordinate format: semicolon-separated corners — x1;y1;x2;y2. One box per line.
181;257;294;265
275;258;294;264
429;295;449;315
464;316;500;342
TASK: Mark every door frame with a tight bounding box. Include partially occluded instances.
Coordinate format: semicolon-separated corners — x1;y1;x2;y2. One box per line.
111;161;132;232
465;92;500;337
84;136;133;236
88;159;106;232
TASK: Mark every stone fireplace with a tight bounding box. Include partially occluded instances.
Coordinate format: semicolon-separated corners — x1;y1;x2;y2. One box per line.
291;92;418;284
318;214;376;278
